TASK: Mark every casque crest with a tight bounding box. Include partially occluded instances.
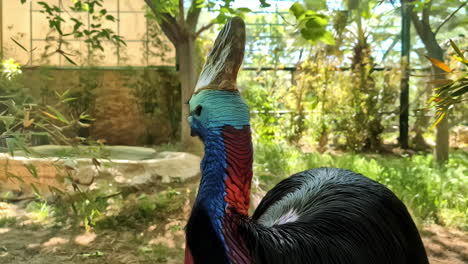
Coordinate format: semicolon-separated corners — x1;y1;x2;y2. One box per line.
193;17;246;94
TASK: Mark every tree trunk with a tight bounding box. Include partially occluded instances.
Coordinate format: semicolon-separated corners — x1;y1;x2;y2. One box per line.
433;67;449;164
428;45;449;164
409;3;450;164
176;36;203;153
399;0;411;149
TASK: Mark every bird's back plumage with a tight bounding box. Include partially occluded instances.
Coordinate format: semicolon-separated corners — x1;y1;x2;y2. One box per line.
234;168;428;264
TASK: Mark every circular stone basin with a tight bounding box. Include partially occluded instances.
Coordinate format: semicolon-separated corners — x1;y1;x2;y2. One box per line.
0;145;201;195
13;145;160;160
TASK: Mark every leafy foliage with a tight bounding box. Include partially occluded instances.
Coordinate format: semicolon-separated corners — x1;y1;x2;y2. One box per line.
1;85;90;153
428;40;468;127
289;2;334;45
19;0;125;65
241;53;400;152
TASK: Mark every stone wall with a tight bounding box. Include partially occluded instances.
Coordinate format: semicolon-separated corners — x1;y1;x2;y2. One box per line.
21;67;180;146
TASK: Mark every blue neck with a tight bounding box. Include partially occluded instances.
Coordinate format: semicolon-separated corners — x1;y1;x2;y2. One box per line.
195;128;229;244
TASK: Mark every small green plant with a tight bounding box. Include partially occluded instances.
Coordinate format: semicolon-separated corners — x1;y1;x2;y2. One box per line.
26;201;54;222
137;189;185;220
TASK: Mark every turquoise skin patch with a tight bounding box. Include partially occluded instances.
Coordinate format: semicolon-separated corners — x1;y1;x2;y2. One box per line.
188;90;250;131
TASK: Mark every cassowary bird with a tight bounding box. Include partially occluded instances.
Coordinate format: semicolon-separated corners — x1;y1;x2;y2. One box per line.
185;17;429;264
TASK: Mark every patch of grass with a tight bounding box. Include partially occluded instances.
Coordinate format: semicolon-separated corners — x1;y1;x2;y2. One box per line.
254;140;467;230
139;243;184;263
0;216;17;227
135;189;186;220
26;201;55;222
95;188;187;230
49;189;112;230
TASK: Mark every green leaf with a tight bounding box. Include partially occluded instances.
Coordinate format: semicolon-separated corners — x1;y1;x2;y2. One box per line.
105;15;115;22
6;137;16;156
300;27;326;41
450;85;468;97
61;88;70;98
319;31;335;45
48;186;65;195
237;7;252;13
449;39;464;59
72;20;83;32
305;16;328;27
30;183;42;198
62;97;78;103
259;0;271;8
61;53;78;66
220;7;230;14
215;13;228;24
46;105;70;124
83;3;90;12
11;38;28;52
431;112;446;129
6;172;24;183
24;163;38;178
37;2;51;10
290;2;306;18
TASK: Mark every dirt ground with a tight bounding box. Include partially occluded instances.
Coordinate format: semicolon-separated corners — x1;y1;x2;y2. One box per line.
421;225;468;264
0;226;185;264
0;202;467;264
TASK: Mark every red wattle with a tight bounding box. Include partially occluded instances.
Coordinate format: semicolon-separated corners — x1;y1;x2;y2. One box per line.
222;126;253;216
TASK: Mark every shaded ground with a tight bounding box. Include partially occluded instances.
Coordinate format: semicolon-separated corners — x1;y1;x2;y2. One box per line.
0;225;185;264
0;199;188;264
421;225;468;264
1;201;467;264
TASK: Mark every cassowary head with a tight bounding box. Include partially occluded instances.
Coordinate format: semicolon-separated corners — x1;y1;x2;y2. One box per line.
188;17;249;141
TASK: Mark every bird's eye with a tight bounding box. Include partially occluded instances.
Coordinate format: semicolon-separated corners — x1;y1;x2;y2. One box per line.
194;105;203;116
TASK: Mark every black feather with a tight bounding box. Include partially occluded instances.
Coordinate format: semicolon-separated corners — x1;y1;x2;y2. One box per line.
235;168;429;264
186;203;229;263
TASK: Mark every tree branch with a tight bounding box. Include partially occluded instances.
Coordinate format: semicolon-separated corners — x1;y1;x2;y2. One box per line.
144;0;180;44
410;10;424;39
422;0;430;26
186;0;202;32
195;22;215;38
410;1;444;59
434;1;467;36
178;0;185;25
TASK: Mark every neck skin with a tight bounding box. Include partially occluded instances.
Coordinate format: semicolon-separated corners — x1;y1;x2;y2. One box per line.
186;125;253;264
